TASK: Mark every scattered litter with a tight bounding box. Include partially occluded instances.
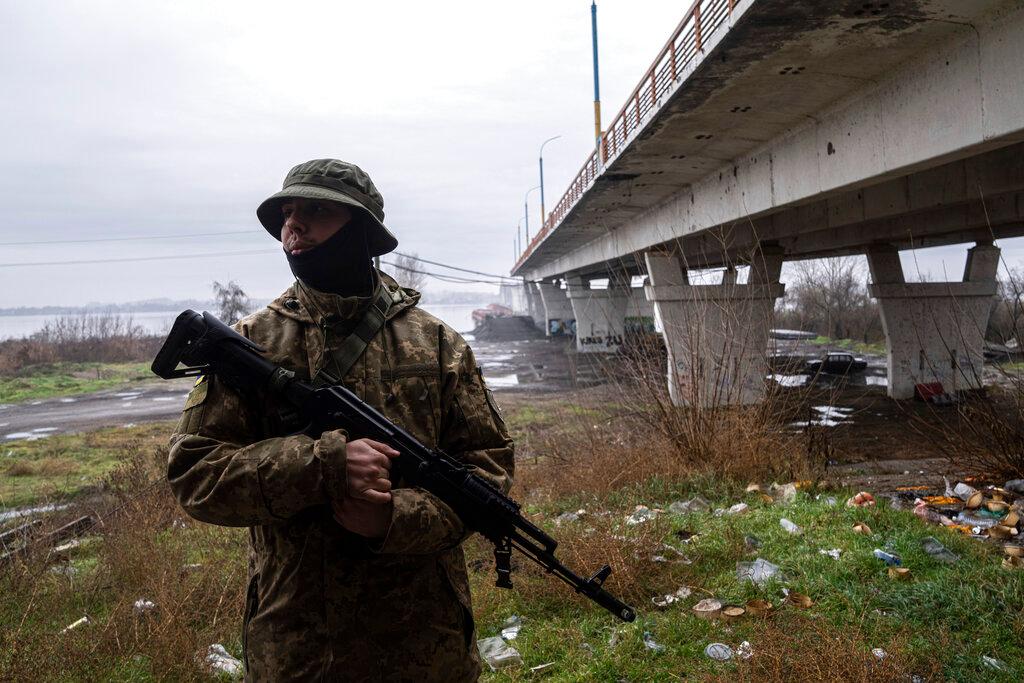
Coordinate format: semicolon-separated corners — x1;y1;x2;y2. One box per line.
746;599;772;616
744;535;762;552
51;539;81;555
478;636;523;670
786;591;813;609
500;615;522;641
660;543;691;563
847;492;876;507
921;496;960;506
956;511;998;529
669;497;710;515
61;616;90;633
692;598;722;619
737;558;783;586
651;586;692;607
872;648;887;660
745;483;761;493
921;537;959;564
821;496;838;506
651;555;668;563
736;641;754;660
1004;544;1024;558
50;565;78;578
171;519;188;530
853;522;872;535
1004;479;1024;496
206;644;242;677
888;567;911;580
717;502;749;516
579;643;594;657
988;525;1018;540
642;631;666;653
770;482;797;503
530;662;555;675
965;492;984;510
134;599;157;614
625;505;657;525
953;482;979;501
721;605;745;619
818;548;841;560
779;518;801;535
986;500;1010;514
1002;556;1023;570
913;500;954;527
554;509;585;525
704;643;734;661
981;655;1008;672
182;563;203;572
873;549;902;566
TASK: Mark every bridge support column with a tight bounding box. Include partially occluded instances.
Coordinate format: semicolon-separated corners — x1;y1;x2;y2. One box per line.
625;283;656;333
645;249;785;406
523;281;546;331
565;275;629;352
537;281;575;336
867;242;999;400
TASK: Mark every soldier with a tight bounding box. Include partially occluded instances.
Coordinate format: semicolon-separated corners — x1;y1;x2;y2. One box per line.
167;159;514;682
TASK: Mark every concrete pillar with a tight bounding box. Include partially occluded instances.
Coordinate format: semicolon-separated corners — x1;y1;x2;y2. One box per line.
867;242;999;400
565;275;629;352
625;282;656;333
537;281;575;336
645;248;785;406
523;281;546;331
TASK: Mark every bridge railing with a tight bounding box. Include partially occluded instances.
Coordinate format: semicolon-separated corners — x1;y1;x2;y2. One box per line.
514;0;735;273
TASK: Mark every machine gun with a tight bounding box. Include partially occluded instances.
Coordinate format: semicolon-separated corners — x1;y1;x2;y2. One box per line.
152;310;637;623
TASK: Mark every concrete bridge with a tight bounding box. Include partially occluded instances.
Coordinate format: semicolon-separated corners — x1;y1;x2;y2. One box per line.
510;0;1024;403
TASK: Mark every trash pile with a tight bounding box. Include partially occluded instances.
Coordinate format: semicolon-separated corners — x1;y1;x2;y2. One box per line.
901;477;1024;568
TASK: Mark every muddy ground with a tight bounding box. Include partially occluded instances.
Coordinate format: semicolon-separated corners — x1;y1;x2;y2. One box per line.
2;335;1010;494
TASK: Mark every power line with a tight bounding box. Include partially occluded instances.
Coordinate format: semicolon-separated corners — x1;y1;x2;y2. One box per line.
392;250;519;282
0;229;254;247
0;249;277;268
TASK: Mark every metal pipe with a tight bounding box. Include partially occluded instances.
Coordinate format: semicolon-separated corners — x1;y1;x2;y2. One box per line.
591;1;602;148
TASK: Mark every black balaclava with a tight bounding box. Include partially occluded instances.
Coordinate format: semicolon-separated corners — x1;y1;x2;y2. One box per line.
285;217;375;296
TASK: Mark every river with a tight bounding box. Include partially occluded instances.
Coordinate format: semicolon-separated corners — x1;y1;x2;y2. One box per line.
0;303;482;340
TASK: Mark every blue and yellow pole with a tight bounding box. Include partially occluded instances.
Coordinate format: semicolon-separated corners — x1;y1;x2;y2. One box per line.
592;1;602;149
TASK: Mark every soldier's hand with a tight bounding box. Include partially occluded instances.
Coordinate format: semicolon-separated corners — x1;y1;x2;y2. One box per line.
345;438;400;504
332;497;393;538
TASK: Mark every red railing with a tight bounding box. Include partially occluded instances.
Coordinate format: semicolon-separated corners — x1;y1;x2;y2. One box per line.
513;0;736;273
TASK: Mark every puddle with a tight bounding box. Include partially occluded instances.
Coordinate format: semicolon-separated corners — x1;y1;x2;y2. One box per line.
865;375;888;386
151;397;176;402
115;392;142;400
0;404;10;410
59;398;77;403
0;502;71;523
790;405;854;428
31;427;59;433
769;374;809;387
5;431;52;441
29;401;43;406
486;374;520;388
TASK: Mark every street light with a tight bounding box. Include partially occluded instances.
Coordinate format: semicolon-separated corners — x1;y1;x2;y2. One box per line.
524;185;541;246
517;216;527;258
539;135;561;228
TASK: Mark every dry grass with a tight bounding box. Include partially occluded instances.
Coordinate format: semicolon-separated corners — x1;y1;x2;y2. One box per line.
3;458;80;478
731;617;942;682
0;441;247;682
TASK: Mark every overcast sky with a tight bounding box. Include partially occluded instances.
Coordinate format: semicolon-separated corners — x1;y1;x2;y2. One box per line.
1;0;1021;308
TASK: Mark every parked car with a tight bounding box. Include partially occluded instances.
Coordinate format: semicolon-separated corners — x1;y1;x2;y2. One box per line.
806;351;867;375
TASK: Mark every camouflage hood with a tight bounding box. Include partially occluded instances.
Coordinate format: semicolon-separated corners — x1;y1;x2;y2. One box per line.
267;270;420;326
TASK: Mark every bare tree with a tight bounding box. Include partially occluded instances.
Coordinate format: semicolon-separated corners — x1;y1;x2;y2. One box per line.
212;280;251;325
389;253;428;292
780;256;881;342
988;267;1024;344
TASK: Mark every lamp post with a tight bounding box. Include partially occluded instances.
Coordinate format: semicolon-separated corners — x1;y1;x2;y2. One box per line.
539;135;561;229
517;216;527;258
523;185;541;246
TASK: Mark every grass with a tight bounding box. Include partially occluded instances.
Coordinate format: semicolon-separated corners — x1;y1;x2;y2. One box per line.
1;390;1022;680
809;336;886;357
0;361;155;403
0;423;171;509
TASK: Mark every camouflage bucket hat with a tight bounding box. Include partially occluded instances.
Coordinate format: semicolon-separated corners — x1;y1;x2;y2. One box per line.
257;159;398;257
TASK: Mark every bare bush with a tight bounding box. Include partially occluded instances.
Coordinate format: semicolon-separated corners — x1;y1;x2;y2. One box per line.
777;256;881;342
388;253;427;292
212;280;251;325
0;313;162;373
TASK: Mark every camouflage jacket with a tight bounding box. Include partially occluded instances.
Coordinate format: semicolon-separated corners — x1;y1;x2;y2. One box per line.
168;273;514;682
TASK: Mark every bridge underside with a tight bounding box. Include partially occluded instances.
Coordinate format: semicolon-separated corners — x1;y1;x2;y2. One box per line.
511;0;1024;404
